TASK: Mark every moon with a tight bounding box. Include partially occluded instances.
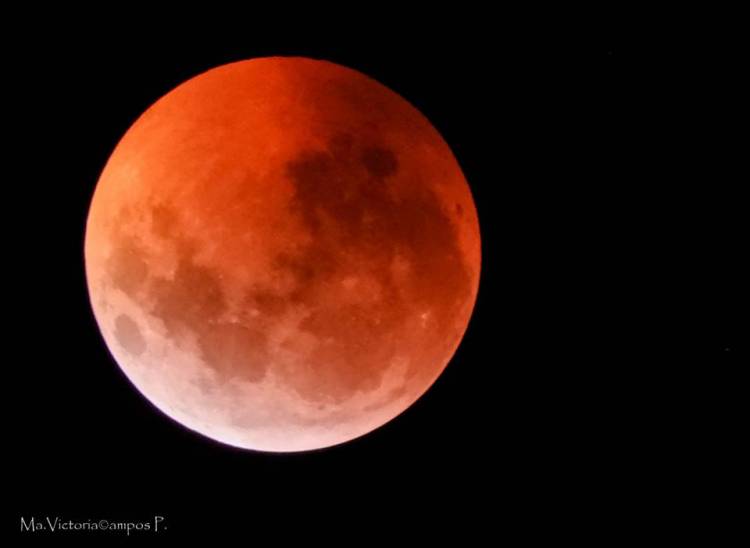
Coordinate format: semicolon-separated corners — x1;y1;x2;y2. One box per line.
85;57;481;452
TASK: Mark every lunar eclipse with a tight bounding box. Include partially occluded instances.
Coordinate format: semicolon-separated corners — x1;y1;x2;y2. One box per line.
84;57;481;452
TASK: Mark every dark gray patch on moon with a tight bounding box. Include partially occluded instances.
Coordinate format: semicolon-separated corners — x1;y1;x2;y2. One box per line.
106;236;148;296
135;208;271;384
328;132;355;160
197;322;269;383
277;134;473;402
361;146;398;179
246;287;290;316
114;314;147;356
149;242;227;337
150;203;179;239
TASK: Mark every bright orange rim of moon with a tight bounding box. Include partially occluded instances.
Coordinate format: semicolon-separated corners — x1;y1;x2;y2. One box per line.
84;57;481;452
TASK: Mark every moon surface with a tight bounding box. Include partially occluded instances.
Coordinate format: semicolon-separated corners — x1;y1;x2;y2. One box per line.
85;57;480;452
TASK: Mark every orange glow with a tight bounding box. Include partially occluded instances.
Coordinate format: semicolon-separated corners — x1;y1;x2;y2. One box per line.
85;57;480;452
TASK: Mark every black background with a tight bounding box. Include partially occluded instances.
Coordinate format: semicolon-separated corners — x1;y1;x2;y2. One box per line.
9;13;742;542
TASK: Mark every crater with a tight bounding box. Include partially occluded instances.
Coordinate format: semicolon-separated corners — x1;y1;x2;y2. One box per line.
113;314;147;356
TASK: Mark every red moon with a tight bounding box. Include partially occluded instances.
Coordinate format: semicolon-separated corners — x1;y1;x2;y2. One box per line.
85;57;481;452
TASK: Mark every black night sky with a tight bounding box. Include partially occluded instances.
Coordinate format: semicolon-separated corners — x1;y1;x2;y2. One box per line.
9;12;741;542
